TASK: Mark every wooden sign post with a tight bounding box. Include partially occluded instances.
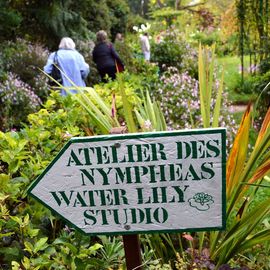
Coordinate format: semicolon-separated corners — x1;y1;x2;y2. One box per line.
28;128;226;269
123;234;142;270
111;127;142;270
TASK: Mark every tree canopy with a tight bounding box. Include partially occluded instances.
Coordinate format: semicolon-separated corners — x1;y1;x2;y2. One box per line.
1;0;130;48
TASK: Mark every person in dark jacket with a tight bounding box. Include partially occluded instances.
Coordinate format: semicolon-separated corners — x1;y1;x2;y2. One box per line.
92;30;124;82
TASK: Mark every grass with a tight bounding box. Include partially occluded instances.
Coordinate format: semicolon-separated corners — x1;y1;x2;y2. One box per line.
217;55;257;104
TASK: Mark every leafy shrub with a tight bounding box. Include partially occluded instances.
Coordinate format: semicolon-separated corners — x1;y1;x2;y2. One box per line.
0;90;165;269
0;54;6;81
153;67;238;147
0;93;92;268
0;73;42;131
249;72;270;127
219;34;239;56
114;39;135;72
0;2;22;41
258;56;270;74
76;39;100;85
190;30;236;57
0;39;49;101
151;28;198;77
130;60;160;90
234;71;270;126
154;67;200;129
126;14;146;32
190;30;220;47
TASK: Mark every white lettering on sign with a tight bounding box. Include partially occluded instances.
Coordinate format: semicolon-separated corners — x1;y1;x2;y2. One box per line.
28;129;226;235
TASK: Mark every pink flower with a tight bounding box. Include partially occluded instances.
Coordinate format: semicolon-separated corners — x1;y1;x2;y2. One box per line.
182;233;194;241
111;93;116;118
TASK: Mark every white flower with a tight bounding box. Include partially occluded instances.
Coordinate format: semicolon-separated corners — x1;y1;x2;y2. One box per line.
143;120;152;130
133;26;139;32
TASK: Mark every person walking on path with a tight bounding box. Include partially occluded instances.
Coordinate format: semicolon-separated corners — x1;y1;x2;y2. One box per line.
44;37;89;96
140;33;150;61
92;30;124;82
115;33;124;43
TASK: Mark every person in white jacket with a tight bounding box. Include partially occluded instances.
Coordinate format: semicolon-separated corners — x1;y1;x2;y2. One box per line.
140;33;150;61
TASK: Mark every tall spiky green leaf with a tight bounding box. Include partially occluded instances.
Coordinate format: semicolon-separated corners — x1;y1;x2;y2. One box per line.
212;69;224;127
117;75;137;133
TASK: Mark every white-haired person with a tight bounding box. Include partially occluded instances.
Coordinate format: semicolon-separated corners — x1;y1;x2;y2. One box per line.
44;37;89;95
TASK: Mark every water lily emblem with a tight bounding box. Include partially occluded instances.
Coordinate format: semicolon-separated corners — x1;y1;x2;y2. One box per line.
188;192;214;211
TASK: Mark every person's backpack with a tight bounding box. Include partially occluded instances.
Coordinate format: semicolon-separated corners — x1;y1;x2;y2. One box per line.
49;51;63;86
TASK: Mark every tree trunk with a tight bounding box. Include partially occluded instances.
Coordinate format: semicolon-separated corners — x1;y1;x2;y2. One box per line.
156;0;164;8
175;0;181;10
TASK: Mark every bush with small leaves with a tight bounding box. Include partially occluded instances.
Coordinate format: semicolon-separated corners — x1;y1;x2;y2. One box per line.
153;67;238;148
0;73;42;131
151;27;198;77
0;39;49;101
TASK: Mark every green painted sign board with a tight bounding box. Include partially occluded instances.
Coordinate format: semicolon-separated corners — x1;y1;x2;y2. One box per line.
28;128;226;235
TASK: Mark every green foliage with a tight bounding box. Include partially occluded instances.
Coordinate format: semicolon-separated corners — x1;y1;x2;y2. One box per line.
71;0;112;39
135;90;167;132
150;7;182;25
63;71;165;134
233;70;270;122
126;56;160;90
0;73;42;131
198;44;224;128
88;236;124;269
152;66;237;148
191;30;221;47
236;0;270;76
197;43;270;267
127;0;145;15
0;53;7;81
0;1;22;41
151;27;198;77
217;55;256;105
76;38;100;86
151;36;184;72
2;0;131;49
0;94;92;268
1;6;270;267
107;0;130;38
218;34;239;57
0;39;49;101
126;13;146;32
9;229;103;269
0;131;30;177
0;83;167;268
7;0;90;48
114;39;135;73
259;56;270;74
